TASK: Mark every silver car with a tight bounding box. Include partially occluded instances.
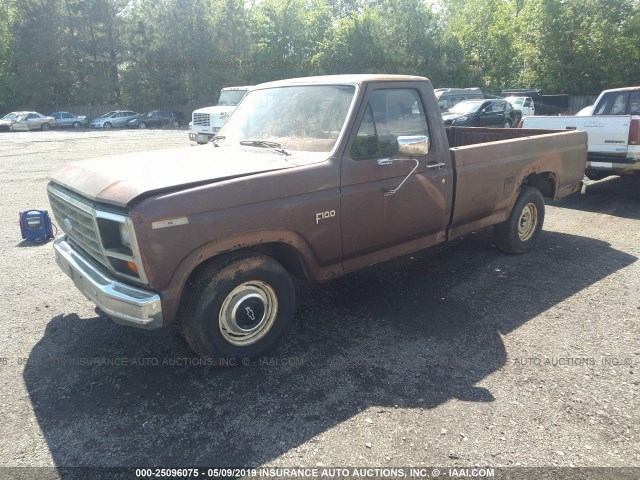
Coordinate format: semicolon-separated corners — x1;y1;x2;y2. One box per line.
10;111;57;131
51;111;88;129
90;110;139;129
0;112;19;131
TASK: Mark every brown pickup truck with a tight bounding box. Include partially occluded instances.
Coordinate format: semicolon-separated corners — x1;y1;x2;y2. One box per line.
48;74;587;362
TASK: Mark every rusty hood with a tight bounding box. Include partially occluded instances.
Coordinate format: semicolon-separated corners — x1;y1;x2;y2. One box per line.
49;145;303;207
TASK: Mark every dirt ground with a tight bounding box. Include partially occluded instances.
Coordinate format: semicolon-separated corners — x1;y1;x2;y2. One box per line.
0;129;638;478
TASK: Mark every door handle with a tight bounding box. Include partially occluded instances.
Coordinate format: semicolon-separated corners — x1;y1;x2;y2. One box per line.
377;158;393;166
426;162;446;170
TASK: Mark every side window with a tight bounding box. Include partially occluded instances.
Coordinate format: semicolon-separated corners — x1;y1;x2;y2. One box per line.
438;98;448;111
350;89;429;160
63;113;73;119
52;113;60;119
484;103;493;113
628;92;640;114
523;99;531;107
594;92;629;115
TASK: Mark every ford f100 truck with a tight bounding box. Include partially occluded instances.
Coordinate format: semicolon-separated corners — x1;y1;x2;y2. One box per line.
47;74;587;362
521;86;640;179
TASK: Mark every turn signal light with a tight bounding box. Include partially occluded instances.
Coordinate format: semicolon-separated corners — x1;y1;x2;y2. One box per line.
127;261;139;275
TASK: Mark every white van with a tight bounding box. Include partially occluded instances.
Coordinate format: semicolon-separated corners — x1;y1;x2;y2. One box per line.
434;87;484;112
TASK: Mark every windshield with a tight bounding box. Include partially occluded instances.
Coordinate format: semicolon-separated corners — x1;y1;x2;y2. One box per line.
218;89;249;106
448;101;483;114
2;113;17;121
218;84;356;152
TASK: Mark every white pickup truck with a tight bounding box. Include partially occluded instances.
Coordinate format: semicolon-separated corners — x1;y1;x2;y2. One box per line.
505;96;535;117
188;86;251;144
521;86;640;179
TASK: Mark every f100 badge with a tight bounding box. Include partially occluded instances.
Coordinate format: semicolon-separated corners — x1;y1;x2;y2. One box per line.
316;210;336;224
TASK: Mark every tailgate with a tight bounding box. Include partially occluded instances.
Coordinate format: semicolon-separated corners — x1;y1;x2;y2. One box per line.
522;115;631;157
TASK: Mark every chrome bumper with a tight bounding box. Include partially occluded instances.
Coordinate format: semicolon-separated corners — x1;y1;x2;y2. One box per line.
53;236;163;329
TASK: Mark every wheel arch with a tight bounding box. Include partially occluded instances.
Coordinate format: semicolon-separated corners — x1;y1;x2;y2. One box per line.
522;171;557;199
160;232;336;325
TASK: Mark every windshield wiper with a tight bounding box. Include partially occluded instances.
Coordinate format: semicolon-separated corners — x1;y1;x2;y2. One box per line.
239;140;291;156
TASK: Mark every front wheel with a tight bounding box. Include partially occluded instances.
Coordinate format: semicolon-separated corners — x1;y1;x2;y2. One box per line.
495;186;545;254
72;121;81;129
138;122;147;129
181;252;296;364
103;122;112;130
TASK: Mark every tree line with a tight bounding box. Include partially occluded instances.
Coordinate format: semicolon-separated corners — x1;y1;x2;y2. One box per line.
0;0;638;112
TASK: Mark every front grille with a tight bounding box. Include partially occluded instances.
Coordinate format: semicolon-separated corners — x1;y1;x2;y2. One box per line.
193;112;210;127
48;186;108;267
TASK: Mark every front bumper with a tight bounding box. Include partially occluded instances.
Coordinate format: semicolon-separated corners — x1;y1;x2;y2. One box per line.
53;236;164;329
188;131;216;143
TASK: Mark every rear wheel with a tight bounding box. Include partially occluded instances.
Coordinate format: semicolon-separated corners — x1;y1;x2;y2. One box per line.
138;122;147;129
503;120;512;128
181;252;296;364
171;119;180;128
72;121;81;129
495;186;545;254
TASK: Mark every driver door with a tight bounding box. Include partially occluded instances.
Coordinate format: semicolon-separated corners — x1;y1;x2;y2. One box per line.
340;86;451;272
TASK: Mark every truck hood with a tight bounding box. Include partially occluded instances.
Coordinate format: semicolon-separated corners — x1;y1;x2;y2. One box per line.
50;145;301;207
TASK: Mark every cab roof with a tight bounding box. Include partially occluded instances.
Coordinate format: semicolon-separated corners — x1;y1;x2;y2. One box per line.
256;74;429;89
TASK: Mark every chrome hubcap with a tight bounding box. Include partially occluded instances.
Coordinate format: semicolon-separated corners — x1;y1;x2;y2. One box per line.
518;203;538;241
219;281;278;346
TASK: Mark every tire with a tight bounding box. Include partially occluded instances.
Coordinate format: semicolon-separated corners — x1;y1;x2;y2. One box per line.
181;252;296;364
503;120;512;128
171;120;180;128
138;122;147;129
72;121;81;129
495;186;545;254
40;123;51;131
103;122;112;130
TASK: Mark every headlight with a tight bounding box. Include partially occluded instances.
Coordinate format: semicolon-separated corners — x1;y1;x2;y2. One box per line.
96;212;147;283
119;222;132;249
454;116;469;123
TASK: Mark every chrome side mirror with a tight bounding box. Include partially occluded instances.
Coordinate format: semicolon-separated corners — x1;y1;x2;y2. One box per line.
397;135;429;157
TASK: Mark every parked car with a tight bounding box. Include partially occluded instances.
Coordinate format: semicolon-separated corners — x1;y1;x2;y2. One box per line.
521;85;640;178
90;110;139;129
504;96;535;117
10;112;57;131
47;74;586;362
434;87;484;112
442;99;521;128
0;112;19;131
127;110;184;129
51;111;88;129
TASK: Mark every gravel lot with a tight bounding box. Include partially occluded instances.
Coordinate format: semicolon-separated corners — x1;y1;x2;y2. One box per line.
0;129;638;478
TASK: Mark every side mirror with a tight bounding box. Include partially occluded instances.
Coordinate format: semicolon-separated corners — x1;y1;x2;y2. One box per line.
397;135;429;157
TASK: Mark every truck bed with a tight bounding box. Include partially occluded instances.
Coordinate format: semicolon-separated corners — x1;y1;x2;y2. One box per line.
444;127;587;239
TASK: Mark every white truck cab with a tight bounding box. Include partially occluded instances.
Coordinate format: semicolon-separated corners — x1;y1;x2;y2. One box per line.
189;86;251;144
505;96;535;117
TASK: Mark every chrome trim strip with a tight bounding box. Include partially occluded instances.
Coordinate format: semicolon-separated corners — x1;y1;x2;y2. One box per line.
53;236;163;329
